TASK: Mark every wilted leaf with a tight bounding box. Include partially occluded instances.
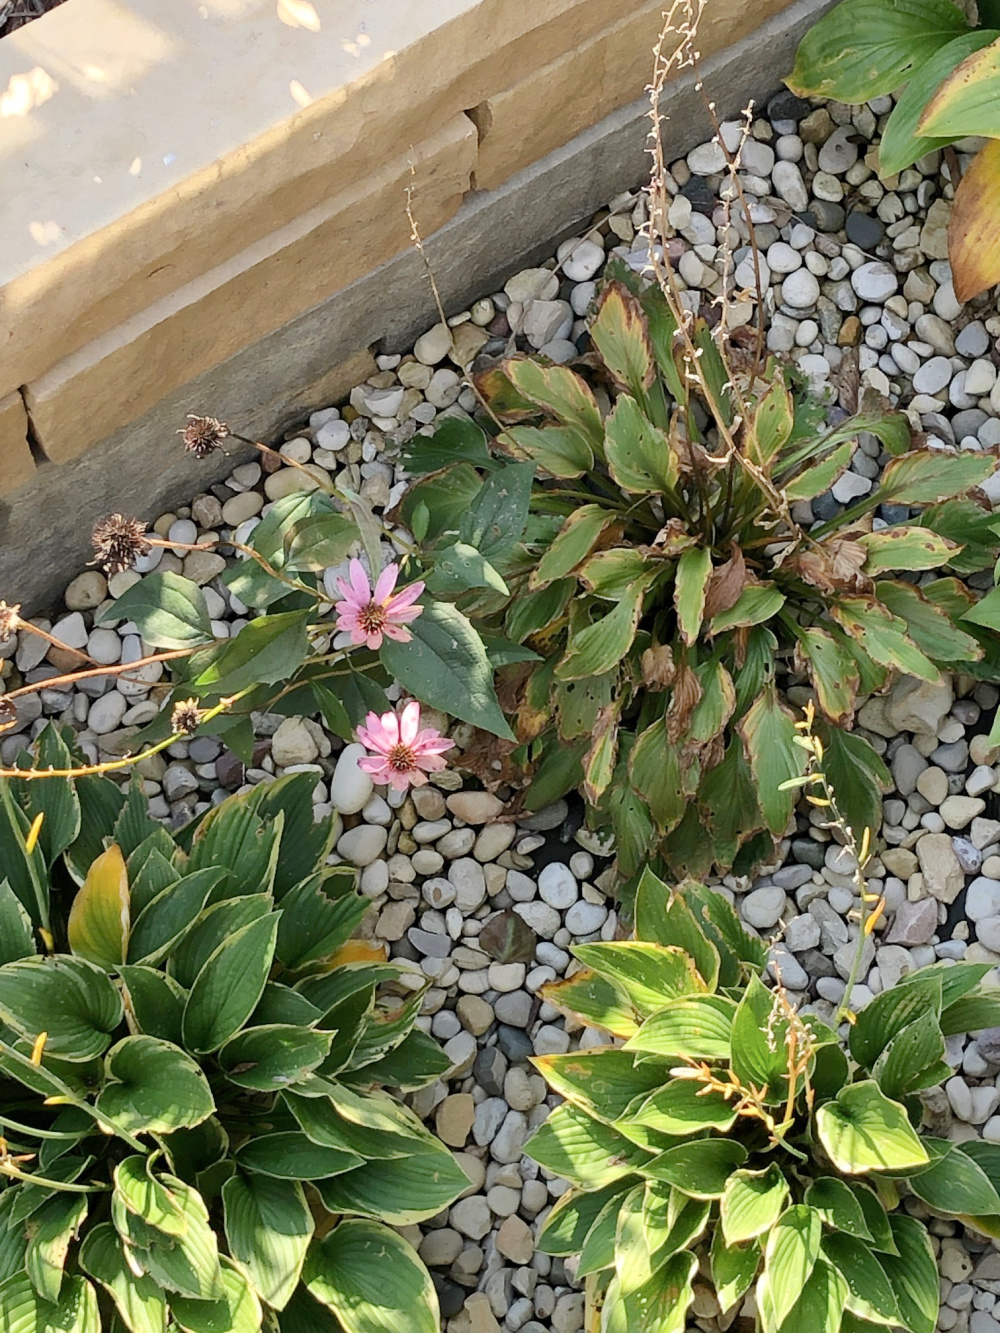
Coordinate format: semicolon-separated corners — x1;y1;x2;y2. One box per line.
946;140;1000;303
858;526;960;574
589;281;656;397
67;844;129;969
479;909;537;964
920;35;1000;139
738;687;806;836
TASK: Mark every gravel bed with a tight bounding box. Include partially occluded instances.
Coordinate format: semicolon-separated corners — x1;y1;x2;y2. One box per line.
4;86;1000;1333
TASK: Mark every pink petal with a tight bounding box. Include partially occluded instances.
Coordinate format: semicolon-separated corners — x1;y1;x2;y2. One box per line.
415;753;448;774
373;563;400;604
386;582;424;611
358;756;391;781
400;700;422;746
378;710;400;746
390;769;414;791
335;577;357;606
349;626;369;646
406;770;429;787
382;624;412;643
334;608;358;631
416;734;454;755
348;559;371;602
365;631;384;650
386;604;422;625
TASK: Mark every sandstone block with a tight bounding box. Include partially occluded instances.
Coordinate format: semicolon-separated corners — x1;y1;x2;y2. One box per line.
0;392;35;496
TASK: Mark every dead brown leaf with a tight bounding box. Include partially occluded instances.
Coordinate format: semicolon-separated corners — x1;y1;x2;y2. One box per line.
666;663;703;743
703;543;751;621
787;537;872;596
641;643;676;689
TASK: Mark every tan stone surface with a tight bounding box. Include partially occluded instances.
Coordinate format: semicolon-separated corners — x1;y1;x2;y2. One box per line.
474;0;800;191
26;116;475;464
0;392;35;496
0;0;654;394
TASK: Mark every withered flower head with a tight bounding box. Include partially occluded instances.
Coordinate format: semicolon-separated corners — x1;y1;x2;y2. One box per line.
180;414;230;459
0;694;16;732
91;514;152;576
0;601;21;639
171;697;205;736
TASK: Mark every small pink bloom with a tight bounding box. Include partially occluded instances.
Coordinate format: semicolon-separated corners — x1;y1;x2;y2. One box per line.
356;701;453;791
334;558;425;650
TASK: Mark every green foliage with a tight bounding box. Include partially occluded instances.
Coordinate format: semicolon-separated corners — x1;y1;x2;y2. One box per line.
530;869;1000;1333
0;741;463;1333
407;277;1000;879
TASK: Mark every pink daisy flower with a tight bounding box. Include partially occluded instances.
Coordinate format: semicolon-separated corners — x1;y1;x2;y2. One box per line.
356;701;454;791
334;559;425;651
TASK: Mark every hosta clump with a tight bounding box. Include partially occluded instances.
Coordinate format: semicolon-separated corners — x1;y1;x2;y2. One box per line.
0;724;466;1333
528;868;1000;1333
404;270;1000;881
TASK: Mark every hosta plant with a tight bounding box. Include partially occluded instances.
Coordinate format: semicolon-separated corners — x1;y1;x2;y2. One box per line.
0;724;467;1333
790;0;1000;301
404;270;1000;882
528;868;1000;1333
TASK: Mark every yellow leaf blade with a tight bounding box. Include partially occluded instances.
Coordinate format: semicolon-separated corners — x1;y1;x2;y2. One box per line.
949;140;1000;303
67;843;130;968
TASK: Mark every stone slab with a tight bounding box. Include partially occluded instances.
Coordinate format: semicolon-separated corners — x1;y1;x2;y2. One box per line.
26;115;476;464
4;0;835;613
0;392;35;497
0;0;652;393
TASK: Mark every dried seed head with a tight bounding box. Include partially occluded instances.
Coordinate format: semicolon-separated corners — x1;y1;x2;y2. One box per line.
180;414;229;458
170;697;204;736
91;514;151;576
0;695;16;731
0;601;21;639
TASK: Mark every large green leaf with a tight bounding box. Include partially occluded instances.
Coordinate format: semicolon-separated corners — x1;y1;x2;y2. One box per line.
11;726;80;867
623;995;735;1061
222;1175;313;1312
184;799;282;902
313;1147;470;1226
539;969;638;1039
871;1009;948;1100
532;506;619;588
96;1036;214;1133
907;1141;1000;1216
738;686;805;837
303;1221;438;1333
764;1205;821;1327
0;880;35;966
775;1258;849;1333
218;1025;333;1091
822;1233;899;1325
721;1165;789;1246
849;974;942;1069
816;722;890;845
79;1224;167;1333
500;425;593;479
126;869;222;968
632;869;719;985
169;1259;262;1333
878;1215;939;1333
283;512;357;573
784;441;855;503
182;914;280;1054
859;527;960;574
872;450;996;508
0;1272;99;1333
876;580;983;663
625;1079;736;1136
590;281;656;398
98;572;214;650
122;1179;224;1303
459;462;534;562
831;598;939;683
380;600;512;740
711;1231;760;1314
274;871;367;972
644;1140;747;1198
190;611;310;695
604;396;678;495
25;1193;88;1303
620;1251;697;1333
674;547;712;646
526;1103;651;1189
555;579;652;681
504;358;604;448
113;1157;187;1236
798;626;859;722
815;1082;929;1174
572;942;706;1017
119;966;186;1044
730;973;790;1105
880;30;999;172
787;0;969;100
804;1178;873;1241
234;1132;362;1181
531;1049;665;1123
0;782;50;929
0;955;122;1061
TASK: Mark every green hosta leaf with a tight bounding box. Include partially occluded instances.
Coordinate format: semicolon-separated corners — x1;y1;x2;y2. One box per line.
539;969;638;1039
274;871;367;972
823;1233;899;1324
590;281;656;397
504;358;605;448
185;797;283;901
572;942;706;1018
730;972;790;1105
119;966;186;1044
859;527;961;574
873;449;996;507
113;1157;187;1236
169;1259;262;1333
674;546;712;646
218;1025;333;1091
644;1140;747;1198
962;584;1000;633
182;914;279;1054
679;881;767;986
303;1220;438;1333
25;1193;88;1303
12;726;80;867
0;1272;99;1333
222;1175;313;1312
555;578;652;681
848;1183;898;1254
804;1177;873;1240
0;880;35;965
604;396;678;495
579;547;650;599
797;626;859;722
816;722;890;846
127;869;222;968
620;1250;697;1333
537;1183;636;1256
831;597;940;682
876;580;983;663
0;955;122;1061
787;0;969;100
526;1103;651;1189
624;1079;737;1136
880;30;999;173
749;376;794;467
501;425;594;478
283;512;357;572
872;1009;947;1099
941;992;1000;1035
908;1141;1000;1216
777;1258;849;1333
920;35;1000;138
765;1205;821;1327
191;611;310;695
0;782;51;929
628;721;688;835
632;869;719;985
313;1145;470;1225
623;995;735;1061
879;1215;939;1333
532;1049;665;1123
380;599;513;740
79;1224;167;1333
711;1230;760;1313
127;1179;224;1302
235;1132;362;1181
641;285;684;401
97;1035;214;1134
721;1165;789;1246
709;583;785;635
815;1081;929;1173
578;1189;626;1278
783;439;854;503
738;685;805;836
459;461;534;561
99;573;213;650
850;972;943;1068
531;506;618;589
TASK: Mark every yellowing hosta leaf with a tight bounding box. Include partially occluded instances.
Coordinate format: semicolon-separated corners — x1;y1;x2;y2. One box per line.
555;577;652;680
532;1049;664;1122
859;526;960;573
946;140;1000;303
539;969;639;1038
798;626;859;722
737;686;805;836
830;597;940;682
590;281;656;397
874;449;996;506
68;844;129;969
919;36;1000;139
747;376;794;466
531;506;616;589
674;547;712;646
783;440;855;503
709;583;785;635
604;396;679;495
572;942;707;1018
505;358;605;447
